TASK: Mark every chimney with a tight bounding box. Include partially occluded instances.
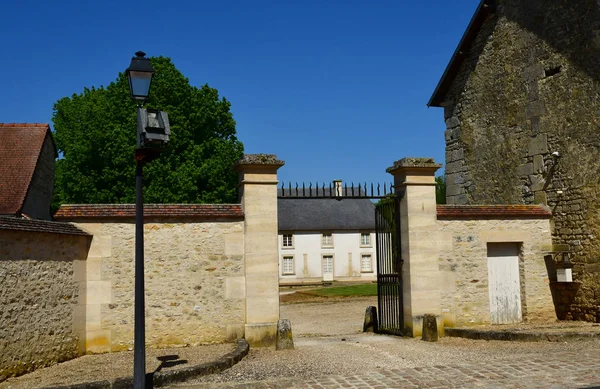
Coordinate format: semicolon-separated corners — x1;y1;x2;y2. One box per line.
333;179;343;197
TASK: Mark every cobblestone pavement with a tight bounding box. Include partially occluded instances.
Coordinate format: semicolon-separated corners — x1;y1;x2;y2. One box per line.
173;349;600;389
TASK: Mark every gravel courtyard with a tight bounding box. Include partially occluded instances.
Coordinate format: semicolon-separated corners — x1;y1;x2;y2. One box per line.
173;296;600;388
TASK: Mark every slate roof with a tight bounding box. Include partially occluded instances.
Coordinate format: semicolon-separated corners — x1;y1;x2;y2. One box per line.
0;123;57;216
278;196;376;231
437;205;552;219
0;216;89;236
55;204;244;221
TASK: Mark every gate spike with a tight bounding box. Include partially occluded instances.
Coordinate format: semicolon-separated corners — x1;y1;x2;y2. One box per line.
351;183;354;196
371;183;374;197
377;183;381;196
364;182;367;197
280;182;284;197
322;182;325;196
329;182;333;197
384;182;387;195
309;182;312;197
288;182;291;197
303;182;305;197
295;182;298;197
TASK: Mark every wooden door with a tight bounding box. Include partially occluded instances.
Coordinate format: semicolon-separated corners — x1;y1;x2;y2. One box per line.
322;255;334;282
487;243;522;324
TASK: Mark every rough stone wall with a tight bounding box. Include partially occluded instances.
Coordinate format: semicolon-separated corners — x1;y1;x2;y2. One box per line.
442;0;600;322
437;218;554;326
21;135;55;220
0;230;88;382
76;220;245;353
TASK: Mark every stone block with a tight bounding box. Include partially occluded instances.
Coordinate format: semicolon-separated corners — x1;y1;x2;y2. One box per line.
445;128;460;142
226;324;245;341
534;191;547;205
523;63;544;82
88;235;112;258
276;319;294;350
86;280;112;304
446;184;463;196
445;116;460;129
533;155;544;173
530;174;546;191
422;314;439;342
528;134;548;156
445;161;463;174
225;276;246;300
451;149;464;162
245;323;277;348
518;163;534;176
363;306;378;332
526;100;546;119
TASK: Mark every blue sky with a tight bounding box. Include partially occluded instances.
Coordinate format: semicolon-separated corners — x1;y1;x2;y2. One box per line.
1;0;479;188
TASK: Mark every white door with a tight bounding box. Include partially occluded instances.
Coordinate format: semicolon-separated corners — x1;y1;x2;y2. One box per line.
487;243;522;324
322;255;334;282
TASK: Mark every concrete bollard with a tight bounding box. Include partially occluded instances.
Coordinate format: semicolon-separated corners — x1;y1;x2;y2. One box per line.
422;314;438;342
276;319;294;350
363;306;378;333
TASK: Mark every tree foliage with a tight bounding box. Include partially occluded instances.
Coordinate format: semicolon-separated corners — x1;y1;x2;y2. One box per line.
435;175;446;204
52;57;244;207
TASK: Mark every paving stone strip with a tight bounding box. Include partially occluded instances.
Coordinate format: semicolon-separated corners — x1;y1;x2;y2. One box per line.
446;327;600;342
174;349;600;388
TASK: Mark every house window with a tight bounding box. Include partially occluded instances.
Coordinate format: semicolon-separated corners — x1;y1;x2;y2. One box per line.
322;233;333;247
282;234;293;248
360;233;371;247
282;256;294;275
361;254;373;272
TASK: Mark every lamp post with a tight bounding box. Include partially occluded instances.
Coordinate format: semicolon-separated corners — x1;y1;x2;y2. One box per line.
127;51;170;389
127;50;153;389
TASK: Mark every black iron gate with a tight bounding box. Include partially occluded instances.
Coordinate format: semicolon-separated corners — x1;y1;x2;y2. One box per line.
374;196;404;335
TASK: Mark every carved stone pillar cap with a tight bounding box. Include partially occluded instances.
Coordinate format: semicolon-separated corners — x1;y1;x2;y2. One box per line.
235;154;285;171
386;157;442;173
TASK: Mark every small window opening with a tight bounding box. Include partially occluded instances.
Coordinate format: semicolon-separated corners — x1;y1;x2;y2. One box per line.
544;66;562;78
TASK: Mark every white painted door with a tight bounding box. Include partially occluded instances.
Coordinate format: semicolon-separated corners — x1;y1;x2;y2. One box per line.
322;255;334;282
487;243;522;324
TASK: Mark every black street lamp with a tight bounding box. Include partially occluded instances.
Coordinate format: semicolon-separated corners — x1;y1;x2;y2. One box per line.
127;51;154;104
126;51;169;389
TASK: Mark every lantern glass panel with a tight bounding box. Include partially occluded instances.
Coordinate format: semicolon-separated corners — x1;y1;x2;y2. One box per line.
129;71;152;100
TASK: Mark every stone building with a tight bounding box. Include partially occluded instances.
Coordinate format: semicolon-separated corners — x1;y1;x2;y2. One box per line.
0;123;57;220
428;0;600;321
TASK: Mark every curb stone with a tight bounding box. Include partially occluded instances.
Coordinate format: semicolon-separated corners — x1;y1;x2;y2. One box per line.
43;339;249;389
445;327;600;342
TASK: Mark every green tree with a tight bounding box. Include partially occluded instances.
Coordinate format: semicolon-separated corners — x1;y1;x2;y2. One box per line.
435;175;446;204
52;57;244;208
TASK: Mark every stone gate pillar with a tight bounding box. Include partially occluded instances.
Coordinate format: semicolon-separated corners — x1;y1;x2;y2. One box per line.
387;158;443;337
235;154;285;347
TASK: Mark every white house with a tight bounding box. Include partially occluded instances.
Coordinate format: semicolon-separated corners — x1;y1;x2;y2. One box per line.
277;194;377;285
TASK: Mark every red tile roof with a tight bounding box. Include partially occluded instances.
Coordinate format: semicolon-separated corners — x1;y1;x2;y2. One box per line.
0;216;90;236
55;204;244;221
437;205;552;219
0;123;55;215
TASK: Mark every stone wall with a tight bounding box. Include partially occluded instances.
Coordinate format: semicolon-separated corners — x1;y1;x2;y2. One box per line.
0;229;89;382
73;219;245;353
21;134;55;220
439;0;600;322
437;215;555;326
